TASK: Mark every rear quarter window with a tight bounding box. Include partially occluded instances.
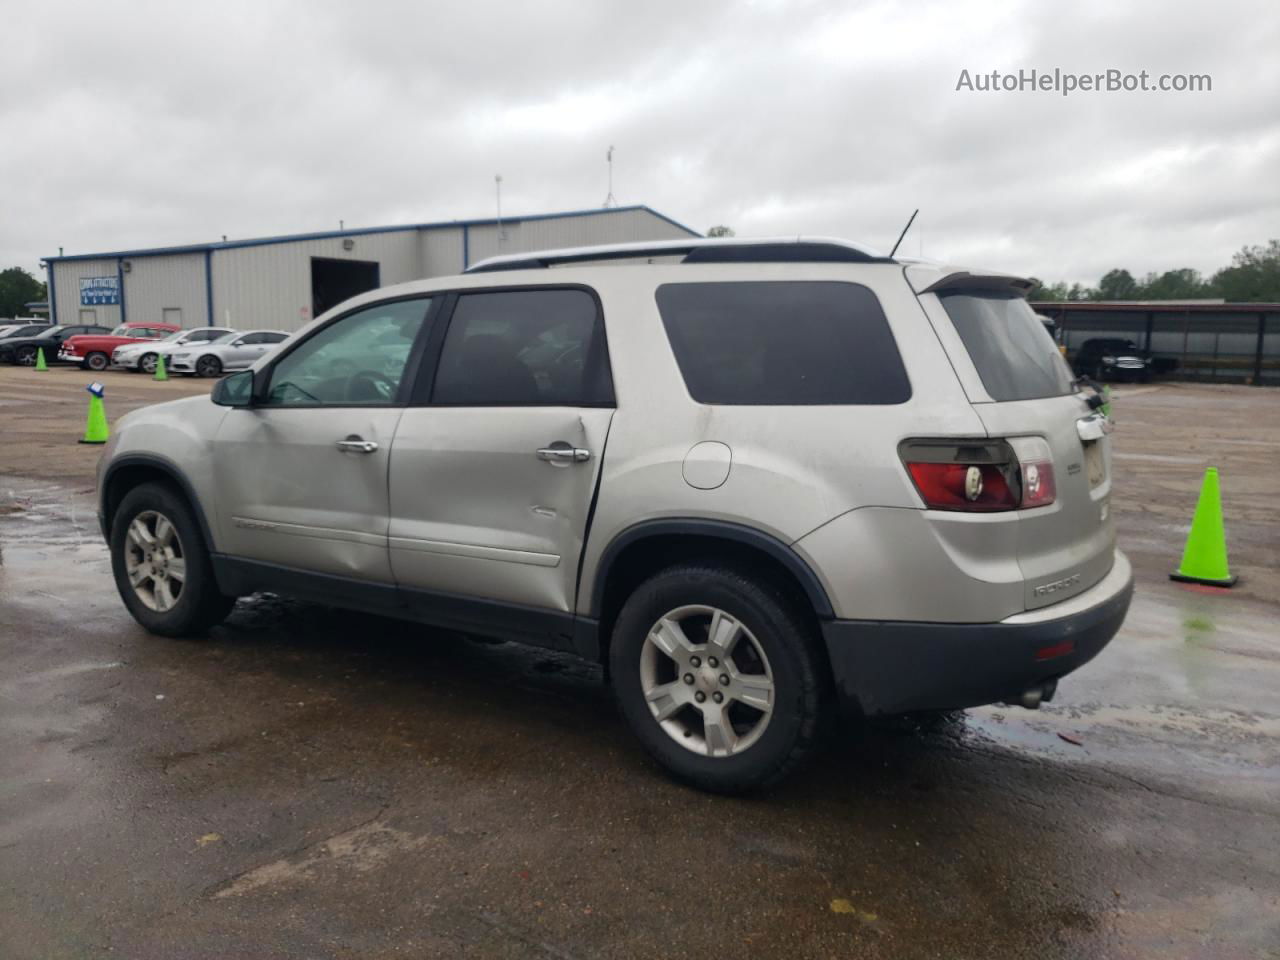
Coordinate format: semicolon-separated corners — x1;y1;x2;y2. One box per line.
655;281;911;405
937;292;1075;401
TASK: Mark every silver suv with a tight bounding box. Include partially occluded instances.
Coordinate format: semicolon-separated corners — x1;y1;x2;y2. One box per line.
97;237;1132;792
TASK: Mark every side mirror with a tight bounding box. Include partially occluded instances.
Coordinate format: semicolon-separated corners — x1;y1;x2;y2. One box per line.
211;369;255;407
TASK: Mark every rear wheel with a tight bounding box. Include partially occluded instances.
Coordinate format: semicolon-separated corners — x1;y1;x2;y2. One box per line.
110;482;235;636
195;354;222;378
85;351;109;372
139;353;158;374
610;563;829;793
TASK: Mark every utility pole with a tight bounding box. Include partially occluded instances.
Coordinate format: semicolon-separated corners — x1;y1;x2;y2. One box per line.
603;146;617;208
495;174;505;243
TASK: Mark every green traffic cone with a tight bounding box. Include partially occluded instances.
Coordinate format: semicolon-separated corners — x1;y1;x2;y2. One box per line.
153;353;168;381
1170;467;1236;587
34;347;48;371
79;382;110;445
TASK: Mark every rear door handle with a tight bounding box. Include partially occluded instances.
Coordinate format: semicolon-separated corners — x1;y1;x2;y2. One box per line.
336;436;379;454
536;443;590;464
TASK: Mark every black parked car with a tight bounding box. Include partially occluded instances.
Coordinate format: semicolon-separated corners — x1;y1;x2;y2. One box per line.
0;324;112;365
1073;337;1152;382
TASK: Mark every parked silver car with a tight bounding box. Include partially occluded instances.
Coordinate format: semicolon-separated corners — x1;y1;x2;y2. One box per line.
169;330;290;377
96;237;1132;792
112;327;237;374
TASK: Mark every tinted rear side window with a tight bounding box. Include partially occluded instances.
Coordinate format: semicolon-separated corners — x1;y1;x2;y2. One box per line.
938;292;1075;401
432;289;613;406
655;281;910;405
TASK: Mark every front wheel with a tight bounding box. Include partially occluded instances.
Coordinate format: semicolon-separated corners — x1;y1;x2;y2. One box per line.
15;345;37;366
85;351;110;372
195;354;222;378
110;482;235;636
610;564;829;793
139;353;158;374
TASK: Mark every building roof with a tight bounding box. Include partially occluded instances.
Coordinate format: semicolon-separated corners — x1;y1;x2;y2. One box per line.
1033;300;1280;314
42;204;699;264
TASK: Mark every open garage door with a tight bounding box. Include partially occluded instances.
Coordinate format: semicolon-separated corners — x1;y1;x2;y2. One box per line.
311;257;380;317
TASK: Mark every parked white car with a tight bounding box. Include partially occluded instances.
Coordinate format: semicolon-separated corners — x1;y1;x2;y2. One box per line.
169;330;290;377
112;328;237;374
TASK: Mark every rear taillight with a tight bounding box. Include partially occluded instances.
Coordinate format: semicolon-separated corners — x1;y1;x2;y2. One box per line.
1018;457;1056;508
906;462;1016;511
900;439;1056;512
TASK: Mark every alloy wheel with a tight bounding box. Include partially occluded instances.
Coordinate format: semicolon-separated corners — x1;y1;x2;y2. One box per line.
123;510;187;612
141;354;157;374
639;605;775;758
196;356;221;378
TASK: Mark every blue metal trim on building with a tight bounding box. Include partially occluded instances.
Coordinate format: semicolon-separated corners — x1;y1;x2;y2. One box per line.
462;224;470;269
41;205;701;263
46;264;57;324
117;259;127;323
204;250;214;327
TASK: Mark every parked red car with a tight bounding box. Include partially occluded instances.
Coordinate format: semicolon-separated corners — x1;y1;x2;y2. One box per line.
59;322;181;371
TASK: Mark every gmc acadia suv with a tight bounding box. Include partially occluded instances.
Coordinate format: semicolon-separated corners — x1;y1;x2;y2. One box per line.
96;237;1133;792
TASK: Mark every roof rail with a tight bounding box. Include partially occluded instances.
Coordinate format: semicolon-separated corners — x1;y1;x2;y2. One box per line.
465;236;894;273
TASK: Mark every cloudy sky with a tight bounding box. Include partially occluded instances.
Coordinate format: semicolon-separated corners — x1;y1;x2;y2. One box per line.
4;0;1277;286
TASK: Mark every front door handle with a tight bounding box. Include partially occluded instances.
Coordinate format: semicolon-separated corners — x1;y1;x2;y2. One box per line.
536;442;591;464
336;436;379;454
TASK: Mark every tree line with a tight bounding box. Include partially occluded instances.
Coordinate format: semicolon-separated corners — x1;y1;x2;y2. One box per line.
0;267;47;319
1029;239;1280;303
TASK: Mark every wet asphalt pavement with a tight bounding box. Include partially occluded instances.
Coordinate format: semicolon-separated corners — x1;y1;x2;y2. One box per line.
2;380;1279;958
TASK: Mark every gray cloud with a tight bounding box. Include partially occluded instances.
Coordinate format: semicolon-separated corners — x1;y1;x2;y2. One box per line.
4;0;1277;286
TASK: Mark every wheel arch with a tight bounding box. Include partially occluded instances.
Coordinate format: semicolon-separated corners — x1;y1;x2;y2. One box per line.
585;519;834;660
101;455;217;553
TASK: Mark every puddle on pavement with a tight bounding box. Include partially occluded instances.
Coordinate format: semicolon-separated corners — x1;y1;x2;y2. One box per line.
3;477;1278;806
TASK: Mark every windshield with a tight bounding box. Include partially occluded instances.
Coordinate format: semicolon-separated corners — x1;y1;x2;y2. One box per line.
157;330;189;343
938;292;1076;401
110;324;129;336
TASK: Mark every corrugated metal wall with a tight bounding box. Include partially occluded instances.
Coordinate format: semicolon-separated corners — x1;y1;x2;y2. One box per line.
420;227;465;277
52;259;123;327
51;209;697;333
122;253;207;328
210;230;420;331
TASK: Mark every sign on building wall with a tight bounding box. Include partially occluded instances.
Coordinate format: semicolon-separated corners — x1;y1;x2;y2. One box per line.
80;277;120;306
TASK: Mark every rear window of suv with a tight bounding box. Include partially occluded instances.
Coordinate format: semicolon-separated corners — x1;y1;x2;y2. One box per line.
937;292;1075;401
655;281;911;405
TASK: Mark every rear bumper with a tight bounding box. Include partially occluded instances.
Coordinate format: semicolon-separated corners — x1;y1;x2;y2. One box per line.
821;550;1133;716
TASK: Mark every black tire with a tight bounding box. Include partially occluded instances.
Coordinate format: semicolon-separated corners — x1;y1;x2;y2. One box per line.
110;482;235;637
139;353;158;374
196;354;222;378
15;345;37;366
86;351;109;372
609;563;830;793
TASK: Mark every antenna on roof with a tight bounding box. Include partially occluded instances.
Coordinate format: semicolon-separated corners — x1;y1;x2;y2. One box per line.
888;209;918;259
603;146;617;208
494;174;506;244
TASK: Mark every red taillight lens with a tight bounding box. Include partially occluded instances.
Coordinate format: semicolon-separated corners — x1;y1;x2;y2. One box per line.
906;462;1017;512
1019;459;1056;509
900;439;1056;512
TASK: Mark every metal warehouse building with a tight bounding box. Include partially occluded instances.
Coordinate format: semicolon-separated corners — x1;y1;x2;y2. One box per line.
42;206;697;332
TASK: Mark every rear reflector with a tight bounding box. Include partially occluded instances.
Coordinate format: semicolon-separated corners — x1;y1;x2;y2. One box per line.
1035;640;1075;661
900;439;1057;512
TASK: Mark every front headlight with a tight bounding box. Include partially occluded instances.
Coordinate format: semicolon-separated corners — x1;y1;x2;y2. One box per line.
1101;355;1117;364
174;352;190;361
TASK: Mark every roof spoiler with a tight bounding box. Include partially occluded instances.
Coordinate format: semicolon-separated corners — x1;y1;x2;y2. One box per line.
917;272;1035;297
